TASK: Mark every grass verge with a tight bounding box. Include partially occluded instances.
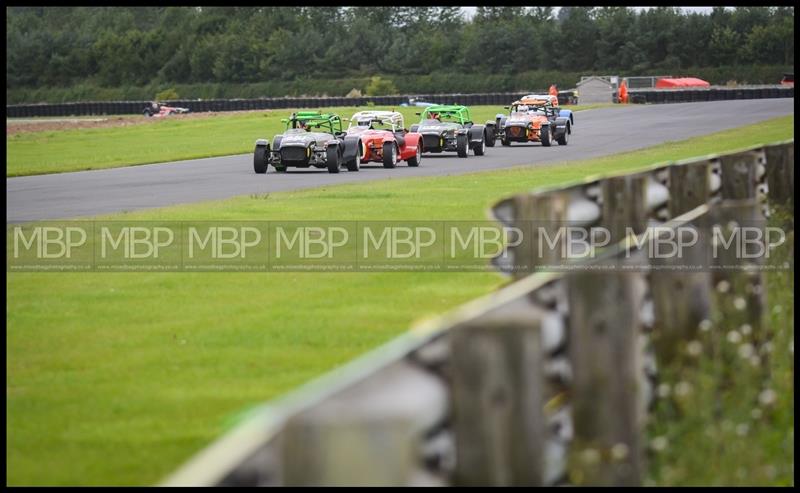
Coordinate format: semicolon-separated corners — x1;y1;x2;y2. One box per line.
6;104;611;177
6;115;793;485
645;210;794;486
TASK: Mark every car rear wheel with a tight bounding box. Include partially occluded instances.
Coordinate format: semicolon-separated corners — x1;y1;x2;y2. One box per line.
326;145;341;173
473;136;486;156
485;126;496;147
346;143;360;172
254;145;268;174
456;134;469;158
382;141;397;168
407;144;421;167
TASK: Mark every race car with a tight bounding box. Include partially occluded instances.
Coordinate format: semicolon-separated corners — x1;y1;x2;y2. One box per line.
519;94;574;125
345;111;422;168
253;111;359;174
408;105;487;158
143;101;190;117
484;97;571;147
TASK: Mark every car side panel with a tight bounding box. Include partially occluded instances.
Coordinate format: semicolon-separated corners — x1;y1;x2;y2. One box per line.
399;133;422;160
361;134;387;162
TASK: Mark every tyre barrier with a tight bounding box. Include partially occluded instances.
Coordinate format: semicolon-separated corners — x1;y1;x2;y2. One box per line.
6;87;793;117
628;85;793;104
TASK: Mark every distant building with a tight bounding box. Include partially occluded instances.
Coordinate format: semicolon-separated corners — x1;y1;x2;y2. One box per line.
576;76;616;104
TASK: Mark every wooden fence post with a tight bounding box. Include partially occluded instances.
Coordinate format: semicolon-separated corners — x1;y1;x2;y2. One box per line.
491;191;568;278
669;159;712;217
602;174;649;243
510;193;538;279
283;413;417;486
649;223;713;364
491;184;602;278
566;267;645;486
449;298;546;486
526;191;571;277
648;160;716;362
705;199;767;337
763;141;794;208
490;194;533;277
719;150;760;200
281;360;448;486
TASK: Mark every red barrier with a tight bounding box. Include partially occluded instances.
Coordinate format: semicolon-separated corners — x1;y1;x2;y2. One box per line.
655;77;710;88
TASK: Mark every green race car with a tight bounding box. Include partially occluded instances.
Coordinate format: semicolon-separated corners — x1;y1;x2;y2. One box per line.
253;111;361;174
409;105;488;158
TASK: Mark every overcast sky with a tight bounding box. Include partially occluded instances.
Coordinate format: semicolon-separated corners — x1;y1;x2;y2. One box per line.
460;6;719;18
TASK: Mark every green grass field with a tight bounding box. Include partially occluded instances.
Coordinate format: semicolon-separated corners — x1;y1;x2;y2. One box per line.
6;115;794;485
5;104;612;177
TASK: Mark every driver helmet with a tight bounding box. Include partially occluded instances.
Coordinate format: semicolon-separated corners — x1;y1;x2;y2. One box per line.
430;112;439;120
517;105;529;113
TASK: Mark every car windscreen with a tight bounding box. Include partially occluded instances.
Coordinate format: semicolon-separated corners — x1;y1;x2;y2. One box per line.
355;120;394;131
435;114;460;123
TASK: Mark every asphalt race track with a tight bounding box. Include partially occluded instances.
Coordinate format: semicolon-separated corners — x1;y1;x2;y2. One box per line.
7;99;794;222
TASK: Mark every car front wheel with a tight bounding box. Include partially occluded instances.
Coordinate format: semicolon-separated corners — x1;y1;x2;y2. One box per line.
456;134;469;158
254;145;269;174
540;126;552;147
326;145;341;173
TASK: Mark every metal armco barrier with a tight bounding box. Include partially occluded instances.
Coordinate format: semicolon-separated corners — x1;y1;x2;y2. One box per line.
161;140;793;486
629;85;793;104
6;91;578;118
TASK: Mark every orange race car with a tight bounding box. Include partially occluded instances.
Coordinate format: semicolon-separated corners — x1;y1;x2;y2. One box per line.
515;93;575;125
485;97;572;147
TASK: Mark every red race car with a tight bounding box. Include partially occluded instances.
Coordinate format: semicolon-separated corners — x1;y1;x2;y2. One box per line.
143;101;191;118
344;111;422;168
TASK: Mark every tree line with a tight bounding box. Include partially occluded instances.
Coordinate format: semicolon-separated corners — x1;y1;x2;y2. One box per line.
6;7;795;97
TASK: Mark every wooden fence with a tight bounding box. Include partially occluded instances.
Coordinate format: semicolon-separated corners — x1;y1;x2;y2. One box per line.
161;140;793;486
